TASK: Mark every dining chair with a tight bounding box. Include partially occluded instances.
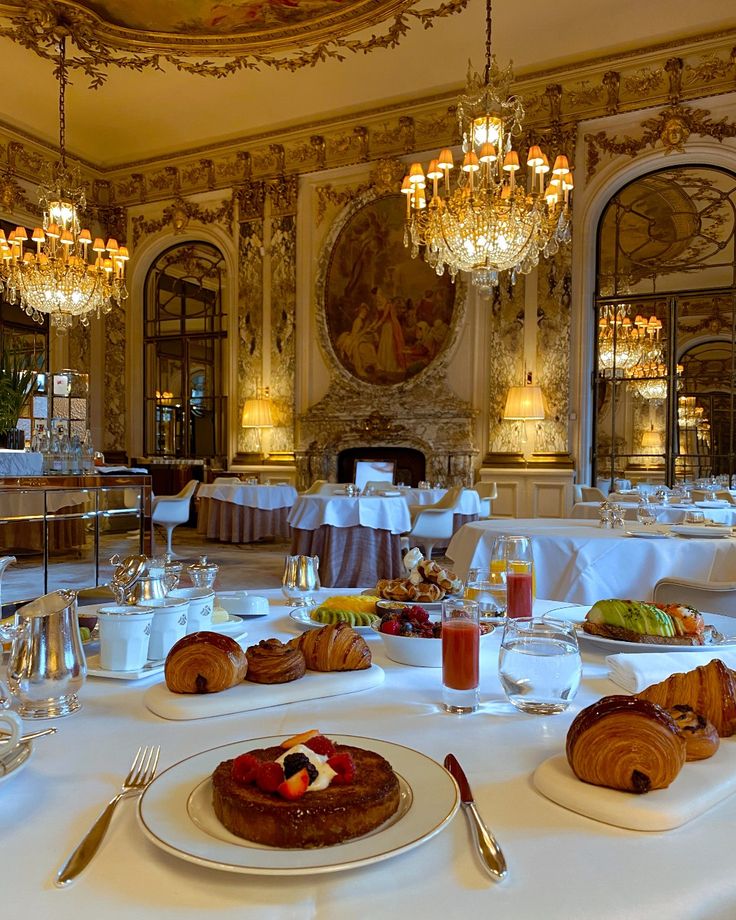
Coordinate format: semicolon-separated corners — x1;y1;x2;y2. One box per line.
580;486;607;502
473;481;497;518
364;480;399;493
402;486;464;559
653;577;736;617
572;484;583;504
691;489;736;505
212;475;242;484
151;479;198;555
303;479;327;494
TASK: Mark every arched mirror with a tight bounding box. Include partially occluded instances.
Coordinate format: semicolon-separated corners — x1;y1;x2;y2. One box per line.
593;166;736;487
143;241;227;459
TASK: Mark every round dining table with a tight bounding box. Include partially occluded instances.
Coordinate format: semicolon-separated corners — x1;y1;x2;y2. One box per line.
571;501;736;527
288;493;411;588
197;483;298;543
3;587;736;920
446;518;736;604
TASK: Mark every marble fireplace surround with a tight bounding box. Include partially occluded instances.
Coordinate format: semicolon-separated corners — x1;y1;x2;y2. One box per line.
295;382;478;490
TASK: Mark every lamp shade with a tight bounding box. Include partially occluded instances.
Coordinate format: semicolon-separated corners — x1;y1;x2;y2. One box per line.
641;429;661;449
503;385;545;420
241;397;273;429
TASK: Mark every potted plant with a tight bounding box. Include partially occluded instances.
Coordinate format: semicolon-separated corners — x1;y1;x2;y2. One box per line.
0;339;39;450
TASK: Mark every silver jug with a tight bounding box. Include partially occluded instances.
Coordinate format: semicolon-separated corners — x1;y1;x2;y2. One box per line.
129;574;169;604
281;555;321;607
6;590;86;719
108;553;147;604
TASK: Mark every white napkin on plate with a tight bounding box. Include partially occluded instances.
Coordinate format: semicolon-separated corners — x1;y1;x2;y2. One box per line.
607;650;736;693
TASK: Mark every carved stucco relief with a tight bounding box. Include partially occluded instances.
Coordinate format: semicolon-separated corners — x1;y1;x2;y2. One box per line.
536;250;572;454
102;303;127;452
270;213;296;454
236;218;264;454
487;278;525;454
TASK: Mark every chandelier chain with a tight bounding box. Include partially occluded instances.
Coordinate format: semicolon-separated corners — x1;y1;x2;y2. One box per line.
484;0;492;86
58;35;66;170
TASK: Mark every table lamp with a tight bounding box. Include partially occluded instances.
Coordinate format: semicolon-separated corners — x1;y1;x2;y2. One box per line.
241;389;274;459
503;383;545;456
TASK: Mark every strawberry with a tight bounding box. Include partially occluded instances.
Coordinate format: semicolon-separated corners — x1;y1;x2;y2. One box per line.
305;735;336;757
277;767;310;800
327;752;356;785
255;761;284;793
380;620;400;635
281;729;320;749
231;753;259;785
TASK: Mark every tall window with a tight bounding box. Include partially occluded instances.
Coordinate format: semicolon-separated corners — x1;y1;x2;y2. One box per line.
143;242;227;459
593;166;736;486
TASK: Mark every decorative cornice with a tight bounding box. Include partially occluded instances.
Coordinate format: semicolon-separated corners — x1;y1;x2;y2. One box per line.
131;195;234;246
585;101;736;178
0;0;469;84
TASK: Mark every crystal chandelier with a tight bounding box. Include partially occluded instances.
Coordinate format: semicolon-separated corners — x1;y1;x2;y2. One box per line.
401;0;572;290
597;305;645;376
0;37;128;332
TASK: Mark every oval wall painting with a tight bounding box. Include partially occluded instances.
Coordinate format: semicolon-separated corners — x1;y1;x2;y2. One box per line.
325;196;456;385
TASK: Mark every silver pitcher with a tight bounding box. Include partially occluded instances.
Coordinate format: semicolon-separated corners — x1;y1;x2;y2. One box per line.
6;590;86;719
281;555;321;607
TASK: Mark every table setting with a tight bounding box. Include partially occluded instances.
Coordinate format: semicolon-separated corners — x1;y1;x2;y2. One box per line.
197;482;298;543
4;543;736;920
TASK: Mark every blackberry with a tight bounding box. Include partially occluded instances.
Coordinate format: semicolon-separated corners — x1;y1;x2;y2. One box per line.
305;763;318;785
283;752;310;778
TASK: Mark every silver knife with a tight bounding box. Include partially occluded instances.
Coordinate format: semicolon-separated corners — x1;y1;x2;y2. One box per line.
444;753;508;882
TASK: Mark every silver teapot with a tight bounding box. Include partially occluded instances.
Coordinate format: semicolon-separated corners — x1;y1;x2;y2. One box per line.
4;590;86;719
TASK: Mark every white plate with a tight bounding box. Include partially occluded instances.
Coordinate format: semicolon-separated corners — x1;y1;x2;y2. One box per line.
289;609;377;633
137;734;459;875
0;740;32;783
207;615;250;639
86;652;167;681
670;524;732;538
694;500;730;508
623;529;670;539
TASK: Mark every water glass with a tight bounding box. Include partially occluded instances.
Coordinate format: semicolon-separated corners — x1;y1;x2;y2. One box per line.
636;500;656;527
684;509;706;524
282;554;321;606
441;598;480;713
498;618;581;714
491;536;534;618
464;567;506;616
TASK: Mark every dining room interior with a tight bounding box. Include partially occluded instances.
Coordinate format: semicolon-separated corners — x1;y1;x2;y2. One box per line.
1;0;736;917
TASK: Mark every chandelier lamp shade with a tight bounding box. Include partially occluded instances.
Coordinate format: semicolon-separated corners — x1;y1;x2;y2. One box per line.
0;36;129;332
401;0;572;290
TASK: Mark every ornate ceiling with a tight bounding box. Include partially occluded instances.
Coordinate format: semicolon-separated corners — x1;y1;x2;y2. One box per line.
0;0;733;167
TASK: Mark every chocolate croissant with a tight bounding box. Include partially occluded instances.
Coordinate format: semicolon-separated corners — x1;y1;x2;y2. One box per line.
289;622;371;671
638;659;736;737
245;638;306;684
566;695;686;794
165;631;247;694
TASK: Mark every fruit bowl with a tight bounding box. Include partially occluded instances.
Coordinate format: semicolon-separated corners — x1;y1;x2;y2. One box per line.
372;618;495;668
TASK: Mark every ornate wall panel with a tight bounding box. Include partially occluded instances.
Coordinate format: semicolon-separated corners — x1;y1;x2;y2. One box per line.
102;303;127;451
67;323;90;377
536;251;572;455
487;279;525;454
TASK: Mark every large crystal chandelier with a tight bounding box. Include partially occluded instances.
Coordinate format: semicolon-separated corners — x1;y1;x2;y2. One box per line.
401;0;572;290
0;37;128;332
597;305;645;376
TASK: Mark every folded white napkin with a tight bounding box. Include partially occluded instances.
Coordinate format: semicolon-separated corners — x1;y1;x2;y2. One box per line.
607;650;736;693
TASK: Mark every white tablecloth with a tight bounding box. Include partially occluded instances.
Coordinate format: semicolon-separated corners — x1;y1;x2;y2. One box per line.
197;483;297;510
447;518;736;604
4;589;736;920
288;495;411;535
571;501;736;526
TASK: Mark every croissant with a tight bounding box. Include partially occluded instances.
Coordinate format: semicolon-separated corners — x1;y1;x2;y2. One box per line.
566;695;686;793
289;623;372;671
638;659;736;737
165;631;247;694
245;638;306;684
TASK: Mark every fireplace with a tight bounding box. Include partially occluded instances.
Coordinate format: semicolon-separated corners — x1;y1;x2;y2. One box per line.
337;447;425;486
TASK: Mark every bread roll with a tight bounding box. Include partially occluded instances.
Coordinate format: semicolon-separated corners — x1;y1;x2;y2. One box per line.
165;631;247;694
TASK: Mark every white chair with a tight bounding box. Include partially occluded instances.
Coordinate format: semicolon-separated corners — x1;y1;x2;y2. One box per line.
317;483;348;495
473;481;497;519
691;489;736;505
303;479;327;494
364;480;397;493
572;484;583;504
151;480;198;555
580;486;607;502
212;476;242;484
402;486;464;559
653;578;736;617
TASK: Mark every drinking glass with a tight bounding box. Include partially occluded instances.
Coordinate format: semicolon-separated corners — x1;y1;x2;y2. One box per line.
636;500;656;527
464;567;506;617
282;555;321;607
498;618;581;714
441;598;480;713
684;509;706;524
491;536;534;619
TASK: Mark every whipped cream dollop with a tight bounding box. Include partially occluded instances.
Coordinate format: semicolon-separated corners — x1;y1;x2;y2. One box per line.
276;744;337;792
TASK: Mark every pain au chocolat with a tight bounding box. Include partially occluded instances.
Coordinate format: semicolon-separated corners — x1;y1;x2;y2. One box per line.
211;742;400;848
165;631;247;694
566;695;686;793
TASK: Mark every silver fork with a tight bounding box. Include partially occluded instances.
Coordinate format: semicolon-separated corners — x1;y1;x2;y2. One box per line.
55;745;160;887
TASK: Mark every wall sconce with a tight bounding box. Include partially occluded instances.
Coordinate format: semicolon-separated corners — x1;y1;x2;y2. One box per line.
503;382;545;456
241;387;274;459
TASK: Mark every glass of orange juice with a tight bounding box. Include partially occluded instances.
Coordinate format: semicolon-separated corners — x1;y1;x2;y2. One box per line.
465;567;506;616
491;536;535;618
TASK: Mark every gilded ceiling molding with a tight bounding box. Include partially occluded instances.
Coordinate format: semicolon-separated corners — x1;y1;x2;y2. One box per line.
585;102;736;178
130;195;234;246
0;0;469;85
315;158;407;224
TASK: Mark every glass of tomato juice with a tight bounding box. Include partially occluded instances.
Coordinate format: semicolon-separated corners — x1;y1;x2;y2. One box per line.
441;598;480;713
